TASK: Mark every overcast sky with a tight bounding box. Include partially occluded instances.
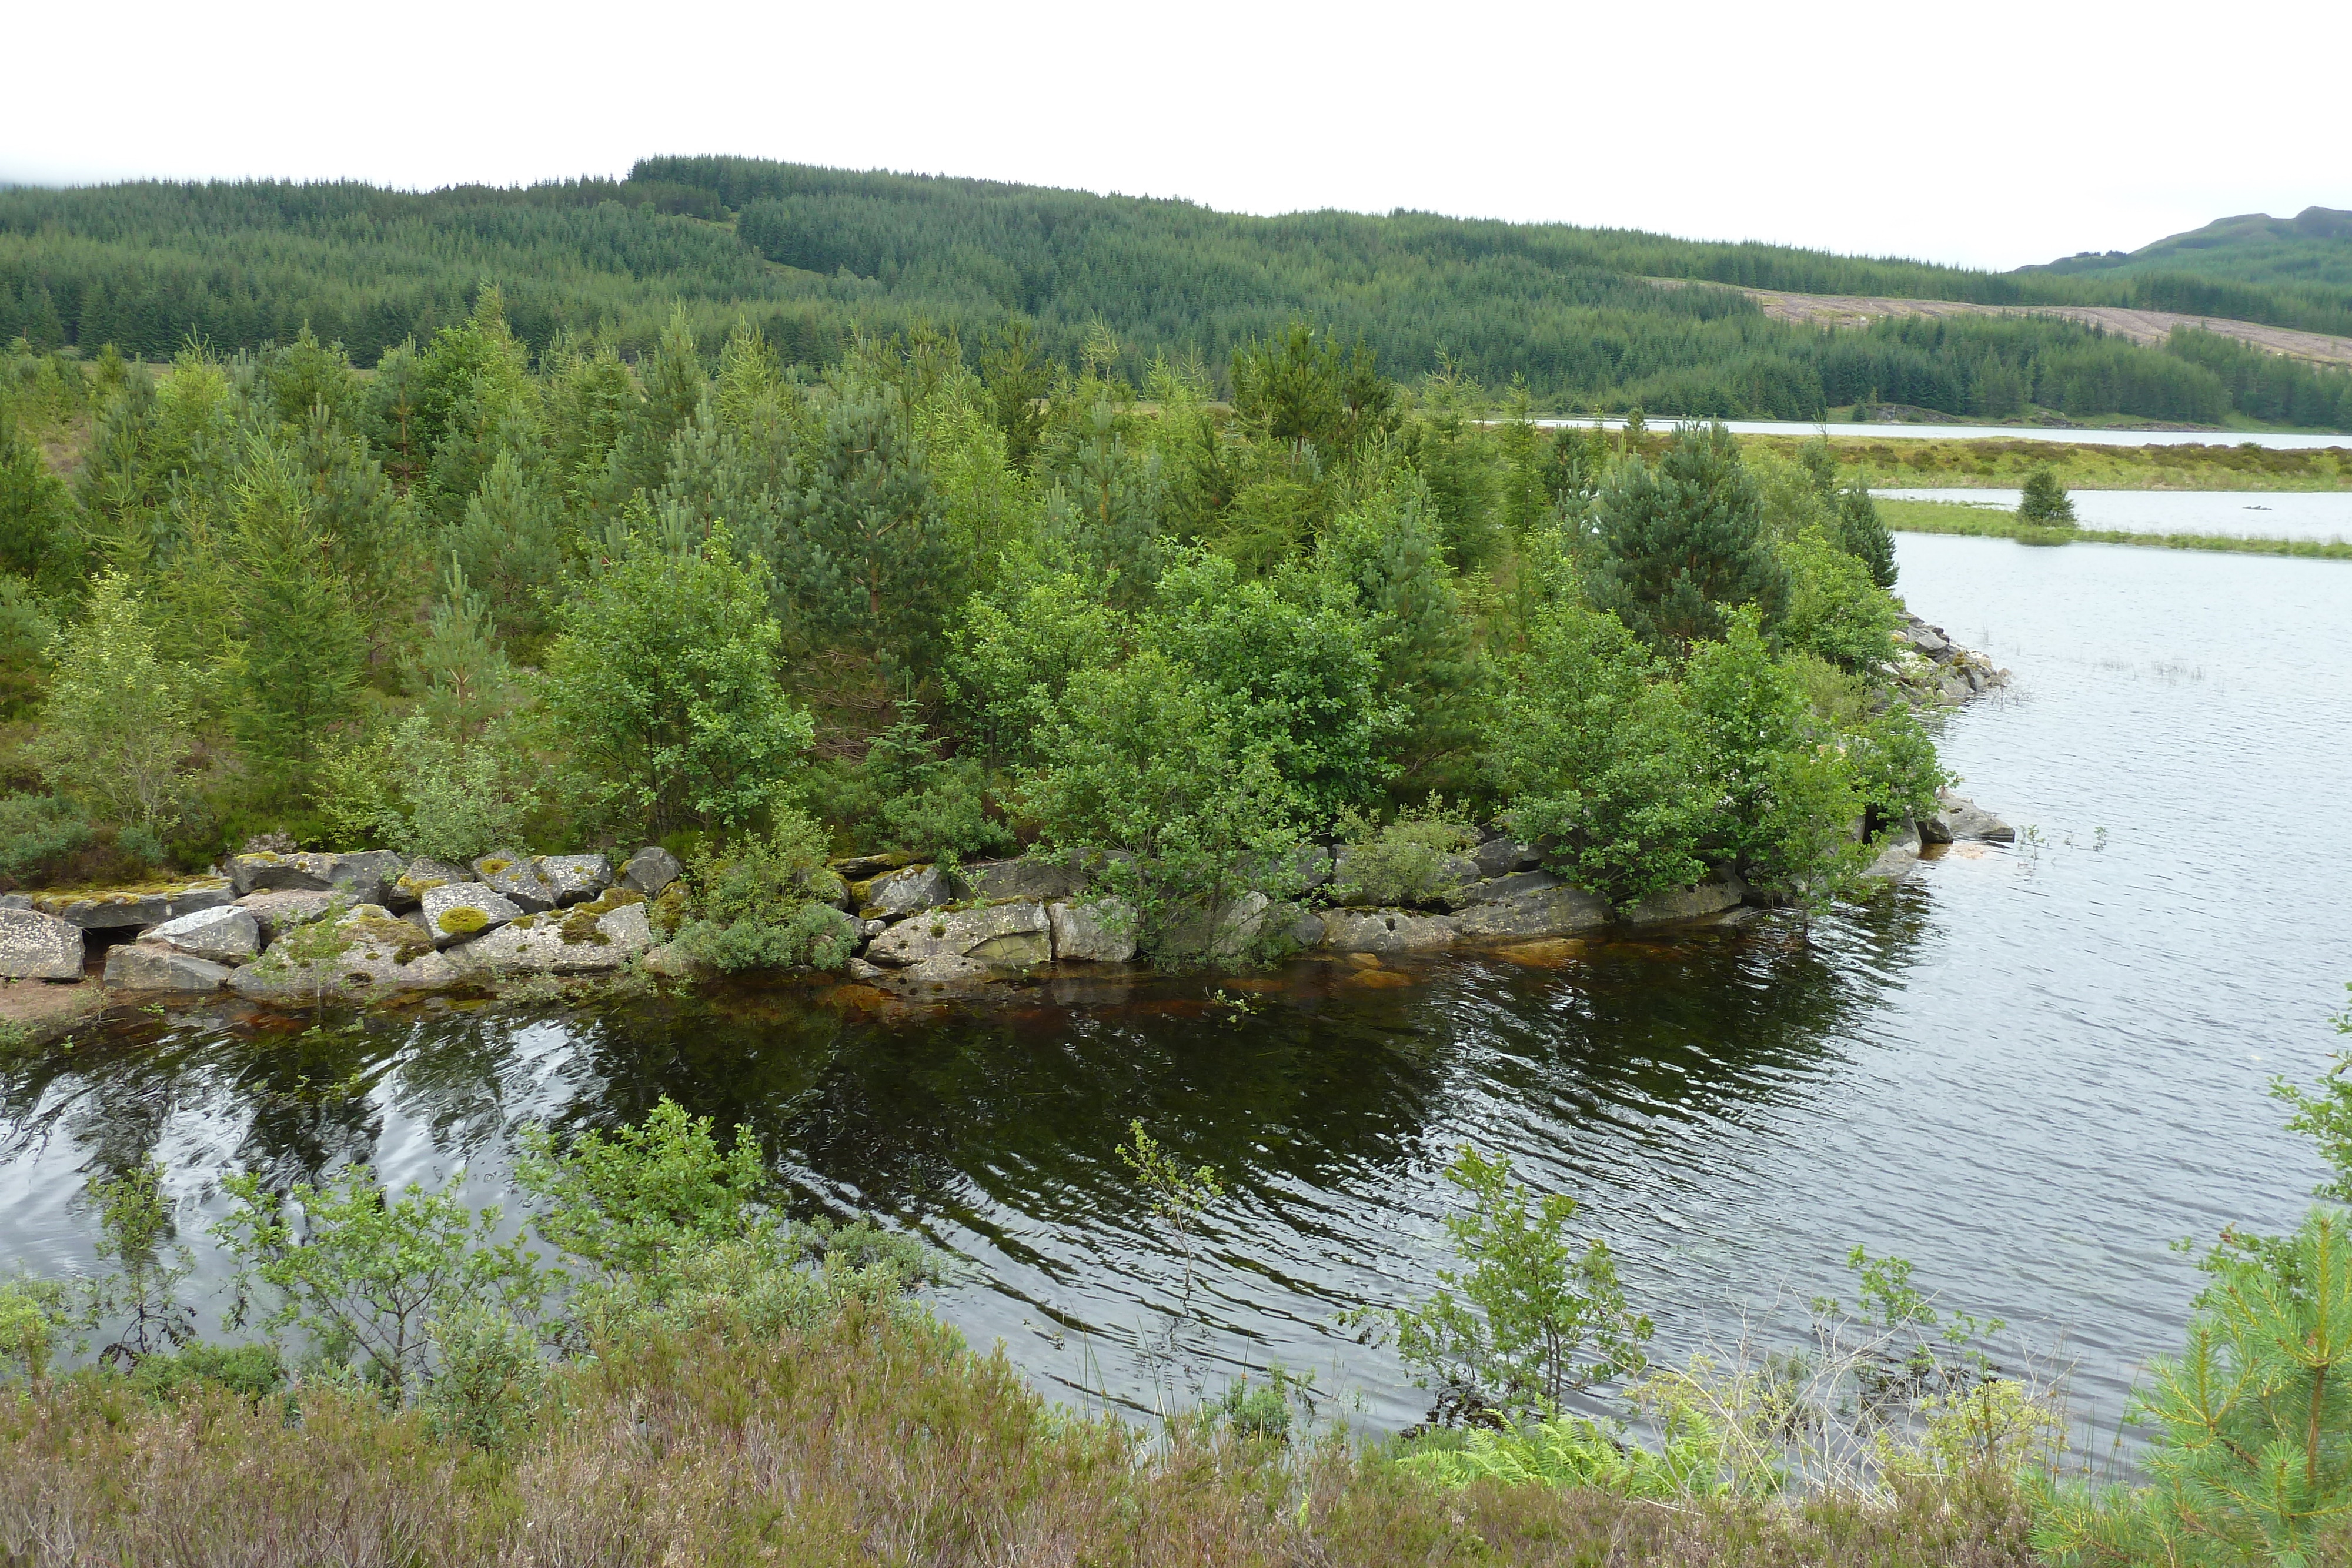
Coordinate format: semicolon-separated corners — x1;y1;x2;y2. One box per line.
6;0;2343;272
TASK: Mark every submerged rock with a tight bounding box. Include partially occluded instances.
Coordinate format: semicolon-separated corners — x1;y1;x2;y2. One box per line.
0;907;84;979
145;905;261;965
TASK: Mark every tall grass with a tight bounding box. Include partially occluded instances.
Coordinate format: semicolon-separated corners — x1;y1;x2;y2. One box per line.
1879;498;2352;559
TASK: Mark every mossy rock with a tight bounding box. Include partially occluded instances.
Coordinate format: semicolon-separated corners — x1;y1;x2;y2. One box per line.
437;907;490;937
393;874;449;901
340;915;434;964
476;858;514;877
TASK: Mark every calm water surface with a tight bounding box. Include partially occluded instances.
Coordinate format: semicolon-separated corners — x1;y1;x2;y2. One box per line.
3;536;2347;1442
1539;417;2352;450
1878;487;2352;542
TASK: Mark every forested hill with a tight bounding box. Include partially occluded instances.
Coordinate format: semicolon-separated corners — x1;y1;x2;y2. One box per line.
2031;206;2352;302
3;157;2350;428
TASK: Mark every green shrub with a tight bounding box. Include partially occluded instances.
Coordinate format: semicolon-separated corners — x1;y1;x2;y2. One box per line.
2016;467;2076;527
126;1342;285;1403
1779;527;1899;676
424;1305;546;1452
0;793;169;890
669;812;857;974
1332;800;1479;905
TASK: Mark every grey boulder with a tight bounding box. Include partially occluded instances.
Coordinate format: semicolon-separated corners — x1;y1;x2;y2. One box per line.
1471;836;1544;879
420;884;522;947
537;854;613;905
961;855;1088;904
1925;793;2016;844
867;900;1051;968
1451;883;1612;940
234;889;345;940
618;846;684;898
472;851;556;912
455;901;654;975
144;905;261;965
1318;908;1462;954
103;944;231;992
1047;899;1137;964
863;864;956;918
229;851;338;897
326;850;406;906
1626;870;1748;925
0;907;84;979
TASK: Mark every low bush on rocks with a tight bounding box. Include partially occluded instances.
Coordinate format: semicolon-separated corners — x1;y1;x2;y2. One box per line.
671;813;857;973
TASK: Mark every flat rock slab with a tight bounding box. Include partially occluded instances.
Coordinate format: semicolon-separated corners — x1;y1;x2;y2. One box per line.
1626;872;1748;925
962;856;1089;904
104;944;231;992
867;900;1050;968
455;902;653;975
420;884;521;947
536;854;613;905
472;852;556;912
146;905;261;964
33;880;234;931
1925;793;2016;844
1451;884;1613;940
1319;908;1463;954
235;889;345;940
0;906;85;979
880;954;1008;992
229;942;463;1003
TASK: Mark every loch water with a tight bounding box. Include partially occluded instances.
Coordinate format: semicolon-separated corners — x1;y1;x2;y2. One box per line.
2;534;2347;1443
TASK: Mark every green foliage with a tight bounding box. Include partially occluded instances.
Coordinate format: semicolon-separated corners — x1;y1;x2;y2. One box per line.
225;442;366;802
670;814;858;974
1492;601;1711;910
849;704;1015;862
125;1341;286;1404
1230;321;1396;456
1779;526;1901;675
2274;986;2352;1205
2017;467;2077;527
1398;1408;1732;1499
543;523;811;836
1333;801;1480;907
370;715;541;862
1119;1120;1224;1298
213;1165;546;1400
944;572;1129;767
1590;422;1789;654
2036;1209;2352;1566
514;1099;770;1291
0;1273;81;1384
423;1305;546;1452
1027;648;1304;962
1355;1145;1652;1424
28;571;198;834
88;1159;196;1367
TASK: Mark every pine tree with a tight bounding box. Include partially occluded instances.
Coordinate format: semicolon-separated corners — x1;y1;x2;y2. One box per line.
2017;466;2077;527
610;306;708;499
771;386;953;666
448;449;571;654
407;559;516;736
225;442;365;802
1589;421;1789;654
30;572;196;833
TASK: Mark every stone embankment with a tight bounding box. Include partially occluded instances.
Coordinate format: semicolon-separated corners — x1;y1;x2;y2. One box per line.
0;614;2017;1005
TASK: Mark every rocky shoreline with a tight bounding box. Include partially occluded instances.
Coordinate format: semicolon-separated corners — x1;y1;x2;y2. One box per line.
0;619;2015;1015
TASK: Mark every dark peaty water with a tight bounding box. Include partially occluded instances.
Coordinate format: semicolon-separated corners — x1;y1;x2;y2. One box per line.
3;534;2347;1442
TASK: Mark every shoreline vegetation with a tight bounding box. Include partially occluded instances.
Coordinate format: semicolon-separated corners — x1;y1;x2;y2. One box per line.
1876;496;2352;559
6;990;2352;1565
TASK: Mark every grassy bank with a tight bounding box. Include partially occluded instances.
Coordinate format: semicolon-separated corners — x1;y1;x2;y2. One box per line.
1743;433;2352;490
0;1300;2044;1568
1878;497;2352;559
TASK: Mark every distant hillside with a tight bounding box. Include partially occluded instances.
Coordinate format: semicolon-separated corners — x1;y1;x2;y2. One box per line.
1;159;2348;429
2023;206;2352;327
